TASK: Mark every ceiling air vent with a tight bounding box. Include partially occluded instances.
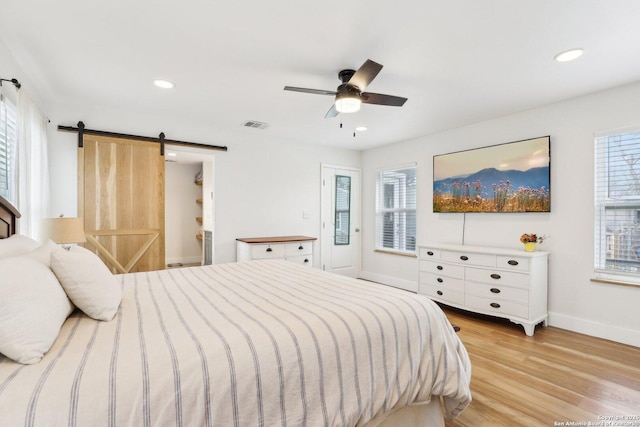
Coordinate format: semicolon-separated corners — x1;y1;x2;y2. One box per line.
242;120;268;130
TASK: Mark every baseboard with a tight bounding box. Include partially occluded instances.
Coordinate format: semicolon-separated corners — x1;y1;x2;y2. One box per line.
166;256;202;266
358;271;418;293
548;311;640;348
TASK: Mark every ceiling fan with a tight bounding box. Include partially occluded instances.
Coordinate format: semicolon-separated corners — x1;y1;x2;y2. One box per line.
284;59;407;118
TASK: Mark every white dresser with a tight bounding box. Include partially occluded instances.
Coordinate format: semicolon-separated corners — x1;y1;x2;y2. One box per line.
236;236;316;267
418;243;548;335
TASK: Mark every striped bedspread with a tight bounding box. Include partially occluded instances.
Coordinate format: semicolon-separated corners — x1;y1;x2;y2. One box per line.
0;260;471;426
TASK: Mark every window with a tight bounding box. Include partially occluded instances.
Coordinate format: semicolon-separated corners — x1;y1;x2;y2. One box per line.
375;165;416;254
0;94;17;202
594;129;640;281
334;175;351;245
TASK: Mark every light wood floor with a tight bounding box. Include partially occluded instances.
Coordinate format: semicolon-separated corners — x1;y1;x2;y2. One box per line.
441;306;640;427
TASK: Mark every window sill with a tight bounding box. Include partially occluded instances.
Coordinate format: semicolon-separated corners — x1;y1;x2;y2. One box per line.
374;249;417;258
590;277;640;288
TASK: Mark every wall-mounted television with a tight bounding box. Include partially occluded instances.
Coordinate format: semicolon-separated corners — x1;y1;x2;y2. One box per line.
433;136;550;213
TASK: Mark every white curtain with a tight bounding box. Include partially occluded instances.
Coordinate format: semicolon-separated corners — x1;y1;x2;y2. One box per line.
16;90;50;239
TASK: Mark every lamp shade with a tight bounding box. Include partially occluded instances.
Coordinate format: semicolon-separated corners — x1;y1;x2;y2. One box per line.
40;217;86;244
335;93;361;113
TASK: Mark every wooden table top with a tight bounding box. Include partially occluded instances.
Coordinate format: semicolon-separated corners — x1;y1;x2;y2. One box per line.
236;235;317;244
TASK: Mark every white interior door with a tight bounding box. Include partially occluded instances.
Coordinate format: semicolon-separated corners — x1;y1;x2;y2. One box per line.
321;164;361;277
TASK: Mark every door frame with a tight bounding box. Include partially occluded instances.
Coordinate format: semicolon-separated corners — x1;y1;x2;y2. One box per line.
163;145;217;266
320;163;361;277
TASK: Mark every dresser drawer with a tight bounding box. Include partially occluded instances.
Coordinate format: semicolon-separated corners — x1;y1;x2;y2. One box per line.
465;267;530;288
420;284;465;306
465;294;528;319
496;255;530;272
287;254;313;267
465;281;529;304
285;241;313;256
419;272;465;292
250;244;285;259
441;250;496;267
419;260;464;278
419;247;441;259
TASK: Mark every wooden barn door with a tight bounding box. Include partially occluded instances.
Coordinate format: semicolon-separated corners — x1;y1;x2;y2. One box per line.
78;135;165;273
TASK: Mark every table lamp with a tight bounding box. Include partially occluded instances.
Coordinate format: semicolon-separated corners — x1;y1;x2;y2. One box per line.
40;217;86;249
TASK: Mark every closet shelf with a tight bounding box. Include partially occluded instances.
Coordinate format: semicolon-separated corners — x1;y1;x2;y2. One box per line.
196;172;203;241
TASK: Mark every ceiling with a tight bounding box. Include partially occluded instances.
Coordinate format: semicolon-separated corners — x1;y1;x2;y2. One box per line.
1;0;640;150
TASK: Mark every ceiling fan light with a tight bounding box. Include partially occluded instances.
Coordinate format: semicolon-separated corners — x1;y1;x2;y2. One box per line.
335;94;361;113
554;48;584;62
154;79;174;89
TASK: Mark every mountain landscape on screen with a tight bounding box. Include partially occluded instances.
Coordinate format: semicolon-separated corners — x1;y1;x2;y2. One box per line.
433;166;550;213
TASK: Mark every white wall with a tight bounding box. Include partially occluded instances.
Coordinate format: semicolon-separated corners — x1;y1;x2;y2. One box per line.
361;80;640;347
165;162;202;265
213;138;361;265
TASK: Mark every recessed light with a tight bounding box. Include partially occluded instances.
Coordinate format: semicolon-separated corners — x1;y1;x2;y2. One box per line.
554;48;584;62
166;152;177;157
355;126;367;132
154;79;174;89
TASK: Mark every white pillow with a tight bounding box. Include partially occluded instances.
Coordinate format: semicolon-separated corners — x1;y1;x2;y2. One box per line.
0;257;74;364
50;246;122;321
0;234;40;259
24;240;62;267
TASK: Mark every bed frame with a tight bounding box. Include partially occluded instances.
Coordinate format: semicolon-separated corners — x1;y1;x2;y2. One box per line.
0;195;19;239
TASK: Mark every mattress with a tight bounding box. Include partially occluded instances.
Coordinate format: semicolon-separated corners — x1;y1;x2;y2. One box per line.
0;260;471;426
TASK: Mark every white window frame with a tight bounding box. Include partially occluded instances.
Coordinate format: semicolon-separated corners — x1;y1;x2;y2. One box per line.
0;93;17;203
375;164;417;255
594;128;640;284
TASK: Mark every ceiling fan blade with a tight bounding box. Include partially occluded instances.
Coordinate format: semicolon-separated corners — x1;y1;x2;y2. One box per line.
360;92;407;107
348;59;383;92
284;86;337;96
324;103;339;118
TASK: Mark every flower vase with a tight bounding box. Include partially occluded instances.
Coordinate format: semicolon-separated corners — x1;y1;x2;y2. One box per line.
524;242;536;252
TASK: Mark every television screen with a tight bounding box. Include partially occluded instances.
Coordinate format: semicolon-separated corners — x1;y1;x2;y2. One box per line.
433;136;550;213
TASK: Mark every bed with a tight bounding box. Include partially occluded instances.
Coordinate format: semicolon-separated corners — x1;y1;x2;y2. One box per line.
0;196;471;426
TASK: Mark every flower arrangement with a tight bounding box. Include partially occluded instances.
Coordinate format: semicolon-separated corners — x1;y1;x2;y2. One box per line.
520;233;545;244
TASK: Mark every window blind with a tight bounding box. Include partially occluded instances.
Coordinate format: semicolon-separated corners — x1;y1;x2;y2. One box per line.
594;129;640;281
0;94;17;202
375;165;417;253
334;175;351;245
